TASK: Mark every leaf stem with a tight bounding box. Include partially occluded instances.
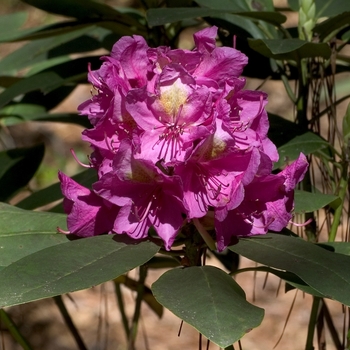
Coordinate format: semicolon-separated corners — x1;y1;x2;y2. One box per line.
0;309;33;350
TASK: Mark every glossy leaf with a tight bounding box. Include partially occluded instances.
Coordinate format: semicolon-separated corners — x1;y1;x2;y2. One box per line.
147;7;286;27
0;203;68;269
16;168;97;210
294;190;340;213
229;233;350;306
0;235;159;308
0;144;45;201
248;39;331;60
273;132;329;169
152;266;264;347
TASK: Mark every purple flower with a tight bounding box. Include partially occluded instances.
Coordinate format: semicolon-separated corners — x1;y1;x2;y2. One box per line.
214;153;308;251
93;141;187;250
58;171;120;237
59;26;307;251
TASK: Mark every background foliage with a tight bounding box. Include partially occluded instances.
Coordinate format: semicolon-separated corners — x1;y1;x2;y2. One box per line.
0;0;350;349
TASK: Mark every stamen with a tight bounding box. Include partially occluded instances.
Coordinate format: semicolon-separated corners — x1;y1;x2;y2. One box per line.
70;149;91;168
57;227;70;234
289;217;313;227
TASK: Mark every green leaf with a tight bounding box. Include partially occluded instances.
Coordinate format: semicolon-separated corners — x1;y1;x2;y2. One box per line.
16;168;97;210
0;72;64;109
249;39;332;60
294;190;340;213
152;266;264;347
235;266;326;298
317;242;350;255
314;12;350;41
342;103;350;143
0;12;28;41
22;0;141;28
0;106;91;127
0;235;159;308
288;0;350;17
0;203;68;269
268;113;305;148
316;0;350;18
0;144;45;201
147;8;286;27
273;132;329;169
229;233;350;306
0;26;95;75
196;0;248;11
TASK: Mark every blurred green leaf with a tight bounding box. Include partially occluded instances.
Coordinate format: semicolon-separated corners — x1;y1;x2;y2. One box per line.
26;56;71;76
288;0;350;17
248;39;332;60
16;168;97;210
147;7;286;27
0;144;45;201
0;104;91;127
0;76;22;88
274;132;329;169
152;266;264;348
229;233;350;306
22;0;142;28
0;104;46;124
0;203;68;269
314;12;350;40
316;0;350;18
0;12;28;41
0;26;95;75
294;190;340;213
0;235;159;308
0;72;64;109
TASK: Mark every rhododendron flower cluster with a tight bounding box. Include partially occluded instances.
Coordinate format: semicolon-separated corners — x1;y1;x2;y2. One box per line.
59;26;308;251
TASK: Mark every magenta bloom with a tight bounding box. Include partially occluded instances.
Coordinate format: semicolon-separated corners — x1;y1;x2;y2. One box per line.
59;26;307;250
58;171;120;237
215;153;309;251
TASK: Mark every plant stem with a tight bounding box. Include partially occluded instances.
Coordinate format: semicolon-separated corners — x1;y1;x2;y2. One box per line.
329;175;348;242
305;297;321;350
128;265;148;350
54;295;88;350
114;281;130;341
0;309;33;350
